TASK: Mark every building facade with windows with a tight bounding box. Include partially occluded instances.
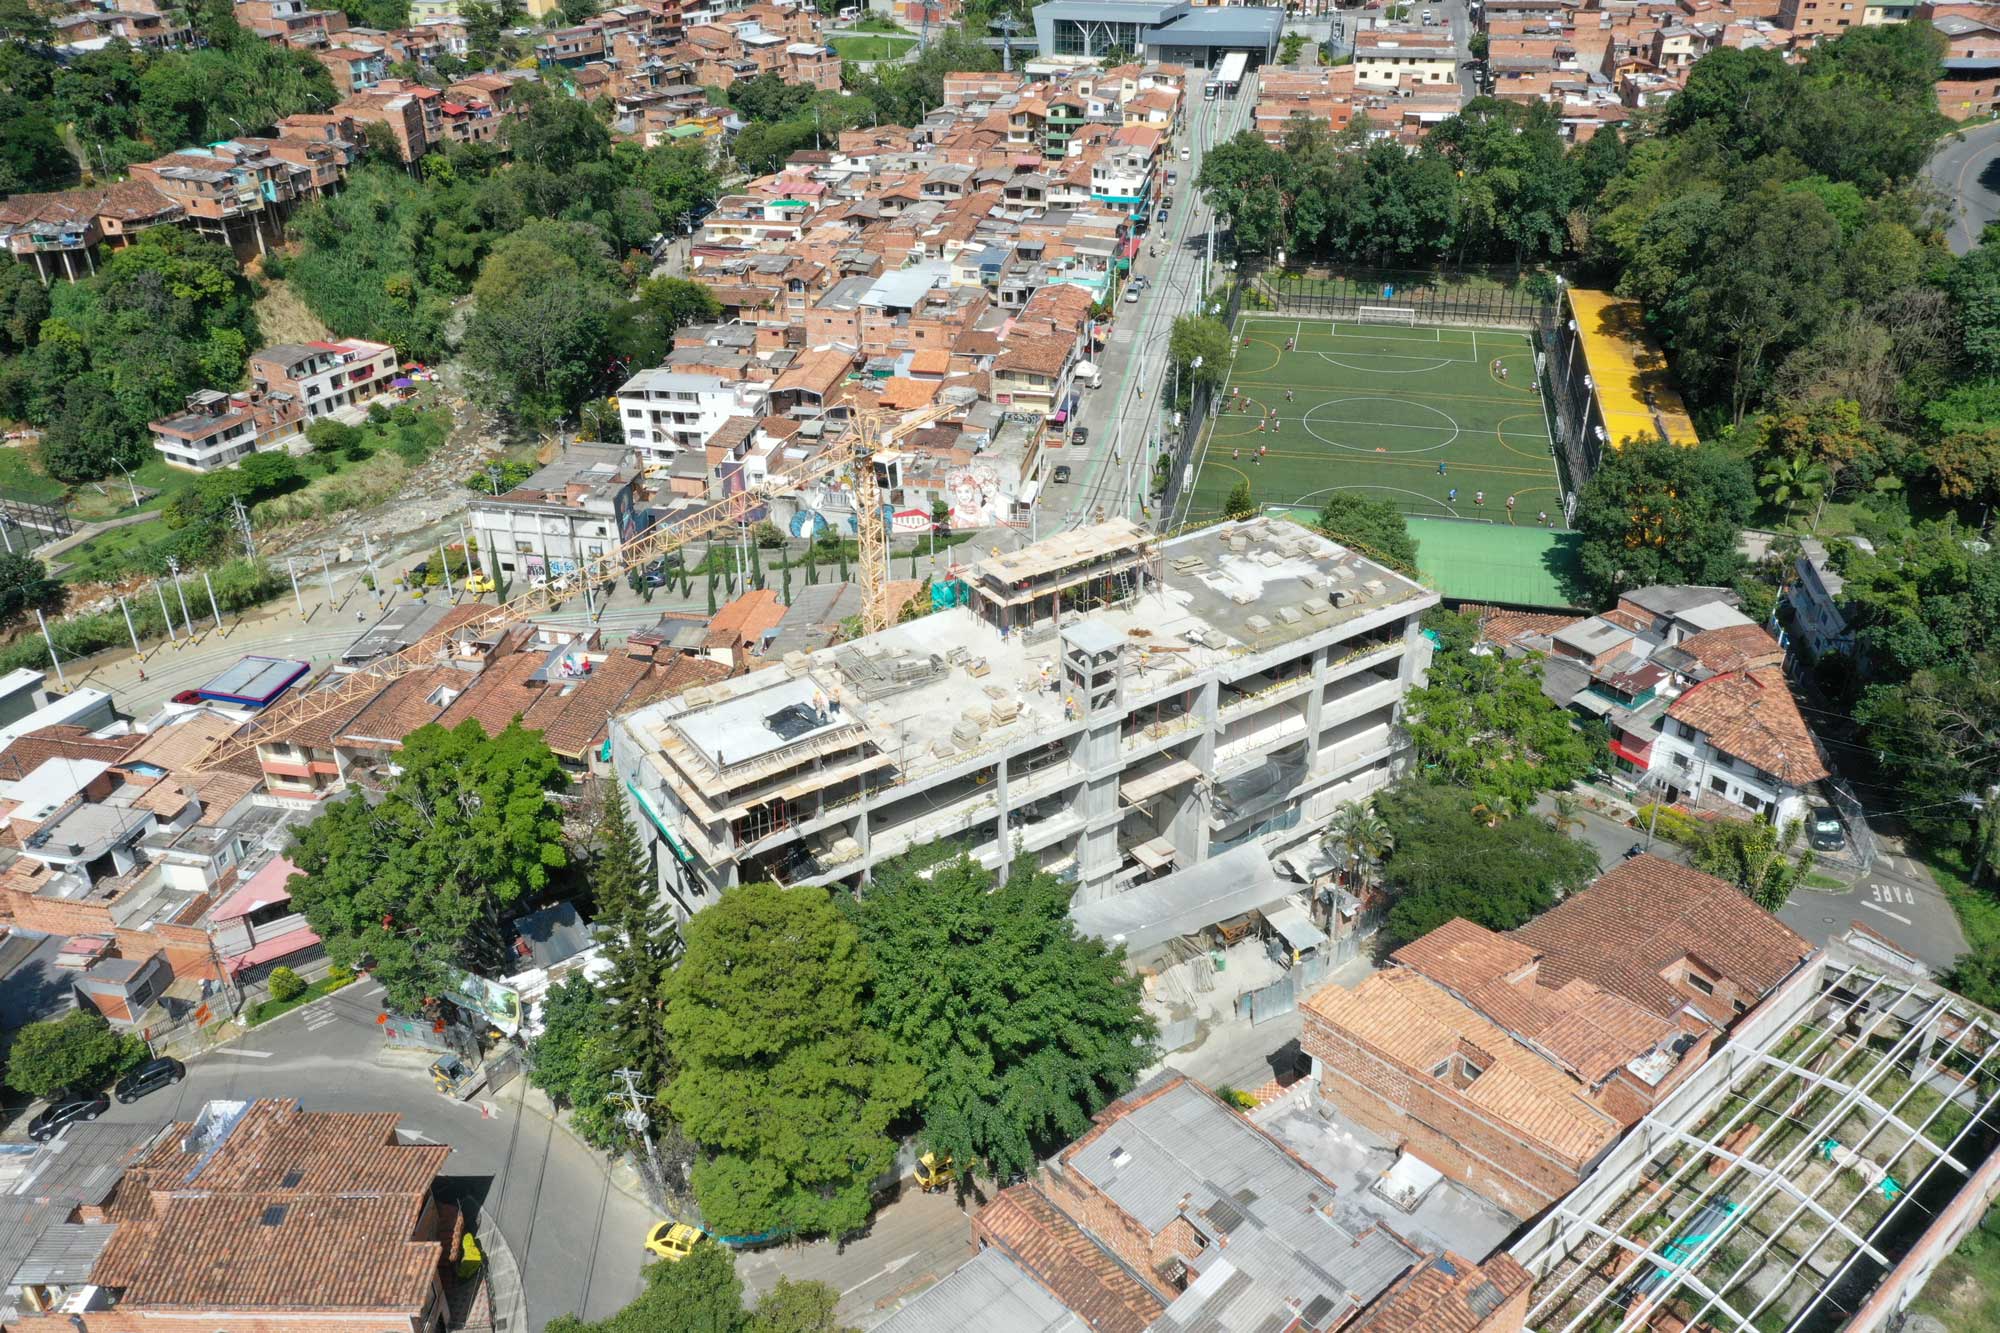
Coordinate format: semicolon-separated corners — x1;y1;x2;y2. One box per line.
468;445;648;584
608;517;1436;922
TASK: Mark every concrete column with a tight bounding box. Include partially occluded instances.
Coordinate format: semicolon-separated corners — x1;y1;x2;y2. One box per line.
1305;644;1328;743
994;754;1013;885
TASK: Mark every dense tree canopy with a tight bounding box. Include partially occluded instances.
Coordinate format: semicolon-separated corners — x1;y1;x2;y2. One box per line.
286;720;568;1012
1404;637;1598;815
1314;493;1419;574
1570;440;1757;602
547;1240;852;1333
5;1010;146;1098
1375;784;1602;941
852;855;1153;1182
664;881;921;1239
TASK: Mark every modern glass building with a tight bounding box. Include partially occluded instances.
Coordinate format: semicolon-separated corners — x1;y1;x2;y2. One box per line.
1030;0;1283;65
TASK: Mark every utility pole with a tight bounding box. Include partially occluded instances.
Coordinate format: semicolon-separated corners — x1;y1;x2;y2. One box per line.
438;542;455;598
155;579;178;642
119;596;141;657
167;557;193;635
610;1069;669;1209
201;570;223;632
35;611;65;690
230;497;255;559
321;550;336;607
286;558;303;615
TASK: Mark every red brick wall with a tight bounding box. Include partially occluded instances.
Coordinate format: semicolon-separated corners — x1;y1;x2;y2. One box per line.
1303;1011;1592;1218
1036;1159;1172;1291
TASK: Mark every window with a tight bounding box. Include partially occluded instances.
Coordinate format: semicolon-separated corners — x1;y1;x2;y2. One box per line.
1686;973;1715;996
1710;776;1729;795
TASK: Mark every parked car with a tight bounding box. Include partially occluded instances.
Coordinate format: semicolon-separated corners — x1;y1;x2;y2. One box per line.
1166;170;1177;186
1809;807;1844;851
1053;465;1073;484
114;1057;185;1104
1124;286;1141;303
171;690;203;705
28;1088;109;1142
645;1222;702;1262
1163;194;1175;210
1180;145;1191;160
1071;426;1088;447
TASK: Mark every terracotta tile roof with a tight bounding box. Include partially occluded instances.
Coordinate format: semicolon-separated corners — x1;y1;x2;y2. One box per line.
1350;1250;1532;1333
1511;854;1812;1021
1665;667;1828;785
522;654;659;758
976;1184;1166;1333
435;650;547;735
192;769;261;820
1475;606;1581;646
706;588;786;650
995;332;1072;377
331;668;451;751
907;348;951;375
1678;624;1784;675
1303;969;1622;1164
875;376;940;410
120;712;244;774
0;725;141;780
622;655;731;715
96;1100;451;1312
1393;920;1675;1085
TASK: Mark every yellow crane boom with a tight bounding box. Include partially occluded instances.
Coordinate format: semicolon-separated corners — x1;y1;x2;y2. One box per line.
190;399;960;772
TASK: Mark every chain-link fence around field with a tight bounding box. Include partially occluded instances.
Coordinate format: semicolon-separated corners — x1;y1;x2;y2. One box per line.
1251;265;1558;330
1158;275;1246;529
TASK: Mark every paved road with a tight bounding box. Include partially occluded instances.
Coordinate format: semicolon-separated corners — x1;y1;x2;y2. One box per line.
76;980;652;1331
1777;843;1969;974
1037;70;1258;534
1927;118;2000;255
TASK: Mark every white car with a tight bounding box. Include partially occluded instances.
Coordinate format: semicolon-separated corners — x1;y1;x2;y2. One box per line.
1124;287;1141;303
1180;146;1191;160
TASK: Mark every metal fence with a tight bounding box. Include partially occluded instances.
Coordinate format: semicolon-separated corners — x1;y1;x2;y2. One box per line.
1253;265;1556;330
1536;300;1599;525
1158;272;1246;529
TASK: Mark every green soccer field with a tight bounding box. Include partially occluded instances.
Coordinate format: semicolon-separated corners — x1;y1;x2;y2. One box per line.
1183;315;1565;530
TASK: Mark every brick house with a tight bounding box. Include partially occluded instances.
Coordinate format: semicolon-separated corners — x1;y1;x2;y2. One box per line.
878;1073;1533;1333
248;338;400;421
5;1099;462;1333
148;389;308;472
1301;856;1812;1217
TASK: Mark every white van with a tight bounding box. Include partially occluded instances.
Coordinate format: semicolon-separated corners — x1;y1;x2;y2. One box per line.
837;4;859;18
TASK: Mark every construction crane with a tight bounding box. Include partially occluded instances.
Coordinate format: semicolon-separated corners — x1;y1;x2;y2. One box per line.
189;398;962;772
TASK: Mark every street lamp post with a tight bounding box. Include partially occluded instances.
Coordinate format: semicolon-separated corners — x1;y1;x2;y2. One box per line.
166;557;193;635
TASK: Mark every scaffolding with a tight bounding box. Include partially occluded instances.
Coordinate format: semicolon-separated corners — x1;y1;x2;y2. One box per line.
1514;951;2000;1333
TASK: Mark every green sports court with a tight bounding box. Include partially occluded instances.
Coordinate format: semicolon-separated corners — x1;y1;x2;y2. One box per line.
1183;314;1566;531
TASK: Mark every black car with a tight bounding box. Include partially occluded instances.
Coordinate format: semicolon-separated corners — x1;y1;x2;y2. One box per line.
1053;465;1073;484
1809;807;1844;851
115;1056;185;1104
1071;426;1088;447
28;1088;110;1142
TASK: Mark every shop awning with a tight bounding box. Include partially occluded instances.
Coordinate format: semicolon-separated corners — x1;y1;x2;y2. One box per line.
1070;844;1290;952
1016;480;1042;507
1608;737;1652;768
1121;236;1142;258
1120;759;1200;805
1048;409;1067;423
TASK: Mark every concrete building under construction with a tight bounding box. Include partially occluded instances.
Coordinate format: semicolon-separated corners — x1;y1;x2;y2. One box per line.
608;517;1437;919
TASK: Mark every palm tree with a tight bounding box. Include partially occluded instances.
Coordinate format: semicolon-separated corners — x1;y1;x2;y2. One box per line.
1550;792;1582;835
1328;800;1395;896
1757;451;1830;531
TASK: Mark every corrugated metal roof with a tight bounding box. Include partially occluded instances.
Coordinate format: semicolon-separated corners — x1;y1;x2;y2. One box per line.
1070;1082;1420;1332
14;1222;117;1284
874;1248;1089;1333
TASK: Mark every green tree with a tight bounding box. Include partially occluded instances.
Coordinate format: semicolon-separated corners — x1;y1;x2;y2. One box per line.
609;276;723;368
1756;450;1831;529
1571;440;1756;602
1404;642;1597;815
1375;784;1601;941
548;1237;745;1333
1687;817;1814;912
1314;492;1419;573
853;855;1153;1182
1326;799;1395;896
527;974;628;1149
463;220;619;420
1223;480;1256;521
1167;313;1228;399
748;1279;858;1333
592;793;679;1099
1855;660;2000;866
0;553;61;626
1193;129;1289;255
5;1010;145;1098
286;720;569;1012
664;881;921;1239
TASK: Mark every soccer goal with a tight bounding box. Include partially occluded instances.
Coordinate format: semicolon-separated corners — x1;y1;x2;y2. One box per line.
1355;306;1418;326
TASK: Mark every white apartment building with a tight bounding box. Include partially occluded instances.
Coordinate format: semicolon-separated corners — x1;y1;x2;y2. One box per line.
1646;667;1830;828
615;368;767;461
1352;29;1458;88
609;518;1437;921
468;444;647;583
